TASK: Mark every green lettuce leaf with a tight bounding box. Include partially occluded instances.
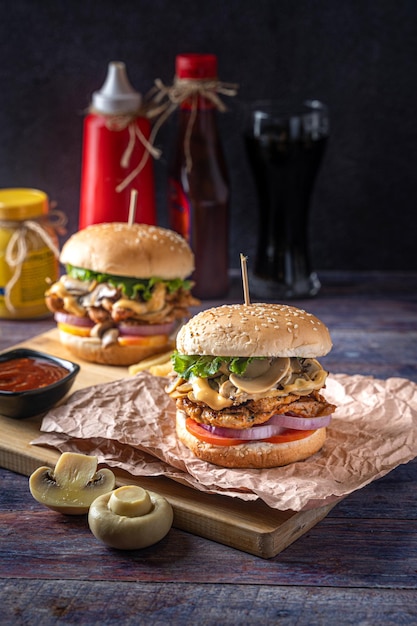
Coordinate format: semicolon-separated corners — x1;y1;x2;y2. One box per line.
66;265;192;301
171;352;262;379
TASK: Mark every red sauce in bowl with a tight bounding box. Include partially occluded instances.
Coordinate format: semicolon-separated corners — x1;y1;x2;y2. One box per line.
0;357;69;392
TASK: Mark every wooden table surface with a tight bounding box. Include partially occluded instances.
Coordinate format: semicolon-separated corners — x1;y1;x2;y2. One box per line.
1;271;417;625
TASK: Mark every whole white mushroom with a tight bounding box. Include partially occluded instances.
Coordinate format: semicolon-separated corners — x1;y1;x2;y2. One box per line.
88;485;173;550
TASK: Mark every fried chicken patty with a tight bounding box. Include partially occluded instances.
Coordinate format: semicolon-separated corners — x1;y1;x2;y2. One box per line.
176;390;336;429
46;277;198;325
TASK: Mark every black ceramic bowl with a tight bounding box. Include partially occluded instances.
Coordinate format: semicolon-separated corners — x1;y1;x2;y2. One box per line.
0;348;80;419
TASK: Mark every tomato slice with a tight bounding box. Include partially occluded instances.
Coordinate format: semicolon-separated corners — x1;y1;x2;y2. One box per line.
117;334;169;347
185;418;316;447
57;322;92;337
119;321;176;337
263;429;317;443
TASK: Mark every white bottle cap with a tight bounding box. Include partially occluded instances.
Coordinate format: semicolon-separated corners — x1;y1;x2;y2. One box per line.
92;61;142;114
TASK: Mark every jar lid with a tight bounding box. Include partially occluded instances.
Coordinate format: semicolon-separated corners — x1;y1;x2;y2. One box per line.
176;54;218;79
0;188;49;220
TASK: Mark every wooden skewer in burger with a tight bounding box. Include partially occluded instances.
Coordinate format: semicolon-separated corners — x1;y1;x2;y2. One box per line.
167;255;336;468
45;191;198;366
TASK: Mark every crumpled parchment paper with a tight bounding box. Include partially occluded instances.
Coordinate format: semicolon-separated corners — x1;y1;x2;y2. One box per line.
32;372;417;511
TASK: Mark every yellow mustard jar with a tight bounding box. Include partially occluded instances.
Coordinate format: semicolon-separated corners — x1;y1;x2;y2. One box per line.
0;188;62;319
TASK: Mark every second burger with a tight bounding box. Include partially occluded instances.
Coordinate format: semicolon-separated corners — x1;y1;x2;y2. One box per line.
45;222;199;365
167;303;336;468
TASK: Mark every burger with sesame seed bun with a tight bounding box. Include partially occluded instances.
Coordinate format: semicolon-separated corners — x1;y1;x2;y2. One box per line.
45;222;199;366
167;303;336;468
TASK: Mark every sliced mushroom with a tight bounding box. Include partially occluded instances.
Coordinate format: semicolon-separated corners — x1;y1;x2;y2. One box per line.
165;376;193;396
60;275;93;296
218;379;236;398
90;320;116;338
283;359;328;395
229;357;291;394
80;283;119;308
303;358;322;378
88;485;173;550
101;328;120;348
29;452;116;515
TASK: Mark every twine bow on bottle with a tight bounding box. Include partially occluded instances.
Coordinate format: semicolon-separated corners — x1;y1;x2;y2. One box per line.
89;108;162;194
146;76;239;172
3;209;67;312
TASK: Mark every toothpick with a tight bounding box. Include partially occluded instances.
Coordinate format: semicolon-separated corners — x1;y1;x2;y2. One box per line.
240;253;251;305
128;189;138;226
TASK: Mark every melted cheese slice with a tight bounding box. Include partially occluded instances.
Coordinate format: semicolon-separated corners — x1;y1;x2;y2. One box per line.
190;377;233;410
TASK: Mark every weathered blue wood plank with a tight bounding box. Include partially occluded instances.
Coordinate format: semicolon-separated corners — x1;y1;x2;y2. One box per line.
1;579;417;626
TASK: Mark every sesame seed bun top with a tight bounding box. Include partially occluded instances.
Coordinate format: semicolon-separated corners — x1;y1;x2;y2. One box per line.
175;303;333;358
60;222;195;280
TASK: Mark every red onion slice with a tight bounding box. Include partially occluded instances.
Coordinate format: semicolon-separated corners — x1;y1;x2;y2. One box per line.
200;412;332;440
54;312;94;328
267;413;332;430
201;422;286;440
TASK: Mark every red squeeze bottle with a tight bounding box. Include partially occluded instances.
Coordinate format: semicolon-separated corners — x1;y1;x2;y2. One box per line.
79;61;156;229
168;53;230;299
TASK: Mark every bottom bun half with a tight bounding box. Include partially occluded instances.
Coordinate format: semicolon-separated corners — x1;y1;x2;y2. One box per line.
58;329;172;366
176;410;326;469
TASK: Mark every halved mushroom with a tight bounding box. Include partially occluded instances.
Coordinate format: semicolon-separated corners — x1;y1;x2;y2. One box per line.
29;452;116;515
229;357;291;394
88;485;173;550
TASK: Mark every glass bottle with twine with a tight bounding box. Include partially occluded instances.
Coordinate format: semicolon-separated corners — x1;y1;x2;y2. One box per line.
0;188;66;319
148;53;238;299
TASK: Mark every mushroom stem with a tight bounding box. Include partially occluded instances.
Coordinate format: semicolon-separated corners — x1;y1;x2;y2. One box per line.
109;486;153;518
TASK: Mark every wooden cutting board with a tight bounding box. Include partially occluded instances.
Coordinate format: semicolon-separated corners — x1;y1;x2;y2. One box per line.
0;329;339;558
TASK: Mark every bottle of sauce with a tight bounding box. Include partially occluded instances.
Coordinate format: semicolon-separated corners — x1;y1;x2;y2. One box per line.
79;61;156;229
168;53;230;299
0;188;60;319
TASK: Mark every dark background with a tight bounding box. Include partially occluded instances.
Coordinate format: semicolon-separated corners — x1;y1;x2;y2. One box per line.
0;0;416;272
